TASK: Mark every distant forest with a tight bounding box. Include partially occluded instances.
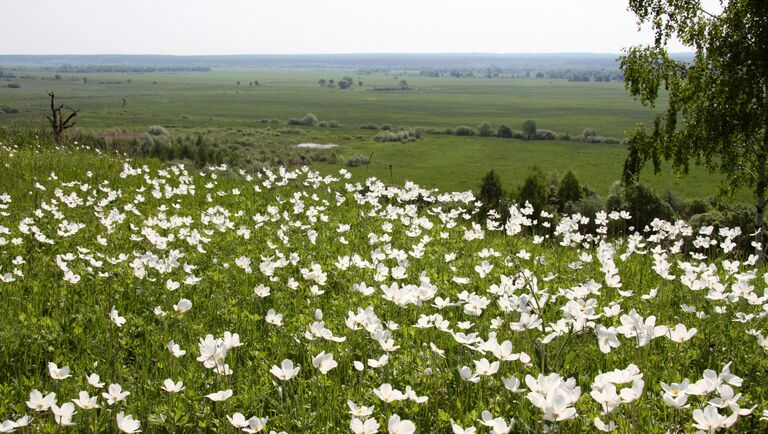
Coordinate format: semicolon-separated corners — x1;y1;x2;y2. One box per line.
0;53;694;71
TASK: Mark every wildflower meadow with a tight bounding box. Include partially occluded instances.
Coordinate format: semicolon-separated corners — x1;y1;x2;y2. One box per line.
0;143;767;433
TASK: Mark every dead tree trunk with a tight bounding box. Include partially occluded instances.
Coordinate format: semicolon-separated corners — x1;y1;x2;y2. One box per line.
46;92;79;146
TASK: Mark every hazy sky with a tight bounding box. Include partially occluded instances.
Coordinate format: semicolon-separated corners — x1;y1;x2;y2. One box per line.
2;0;721;55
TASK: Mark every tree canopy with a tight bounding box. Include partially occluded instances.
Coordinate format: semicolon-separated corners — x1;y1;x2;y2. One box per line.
620;0;768;253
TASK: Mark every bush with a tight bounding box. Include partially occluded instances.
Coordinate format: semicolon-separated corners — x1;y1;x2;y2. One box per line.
146;125;169;136
622;183;677;231
302;113;319;126
380;124;393;131
455;126;476;136
518;167;549;212
359;124;380;130
346;155;370;167
686;198;709;216
496;124;513;138
373;129;420;143
534;129;557;140
477;121;493;137
522;120;537;140
478;169;504;219
6;83;20;89
557;170;582;211
564;195;606;232
582;128;598;140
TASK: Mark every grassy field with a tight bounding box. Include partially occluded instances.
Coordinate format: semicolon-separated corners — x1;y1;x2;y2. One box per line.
0;68;742;199
0;144;765;433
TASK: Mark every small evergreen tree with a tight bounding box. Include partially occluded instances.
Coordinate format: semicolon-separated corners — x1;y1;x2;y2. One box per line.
557;170;582;211
518;166;548;212
478;170;504;220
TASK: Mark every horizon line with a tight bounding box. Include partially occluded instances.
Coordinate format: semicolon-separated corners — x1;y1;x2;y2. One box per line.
0;51;695;57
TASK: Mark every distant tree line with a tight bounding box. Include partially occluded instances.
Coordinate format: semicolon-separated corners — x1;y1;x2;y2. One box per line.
422;120;621;144
318;76;363;89
55;65;211;73
417;67;623;82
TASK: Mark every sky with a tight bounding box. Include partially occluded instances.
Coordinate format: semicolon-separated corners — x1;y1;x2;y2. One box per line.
1;0;722;55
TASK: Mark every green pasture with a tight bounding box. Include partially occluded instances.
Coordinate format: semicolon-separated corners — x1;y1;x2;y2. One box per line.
0;68;741;200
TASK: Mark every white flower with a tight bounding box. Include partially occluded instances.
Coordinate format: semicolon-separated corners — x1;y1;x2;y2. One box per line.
48;362;71;380
110;306;126;327
270;359;300;380
348;400;375;417
72;390;99;409
86;373;104;388
227;413;250;428
450;419;477;434
205;389;233;401
373;384;405;403
692;405;737;431
243;417;268;433
668;323;697;343
160;378;185;393
312;351;338;374
173;298;192;313
594;417;616;432
102;383;130;405
26;390;56;411
387;414;415;434
367;355;389;368
266;309;283;326
350;417;380;434
51;402;76;426
116;412;141;433
167;340;186;357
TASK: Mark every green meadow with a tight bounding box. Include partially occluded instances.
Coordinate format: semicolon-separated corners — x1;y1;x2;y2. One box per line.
0;68;736;199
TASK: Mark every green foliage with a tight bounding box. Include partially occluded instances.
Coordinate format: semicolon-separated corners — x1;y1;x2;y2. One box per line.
622;183;677;230
146;125;169;137
557;170;582;211
522;119;537;140
455;125;476;136
620;0;768;249
345;155;370;167
518;166;549;211
478;169;504;219
496;124;513;138
477;121;493;137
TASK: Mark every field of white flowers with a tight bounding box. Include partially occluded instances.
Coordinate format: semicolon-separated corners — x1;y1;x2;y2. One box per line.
0;143;767;433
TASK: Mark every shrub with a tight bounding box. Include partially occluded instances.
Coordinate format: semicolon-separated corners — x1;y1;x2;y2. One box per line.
477;121;493;137
302;113;319;126
373;129;420;143
478;169;504;220
534;129;557;140
359;124;380;130
146;125;169;137
522;120;537;140
518;166;549;212
622;183;677;231
496;124;513;138
564;195;606;232
6;83;20;89
455;126;476;136
686;198;709;216
380;124;393;131
557;170;582;211
346;155;370;167
582;128;597;140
